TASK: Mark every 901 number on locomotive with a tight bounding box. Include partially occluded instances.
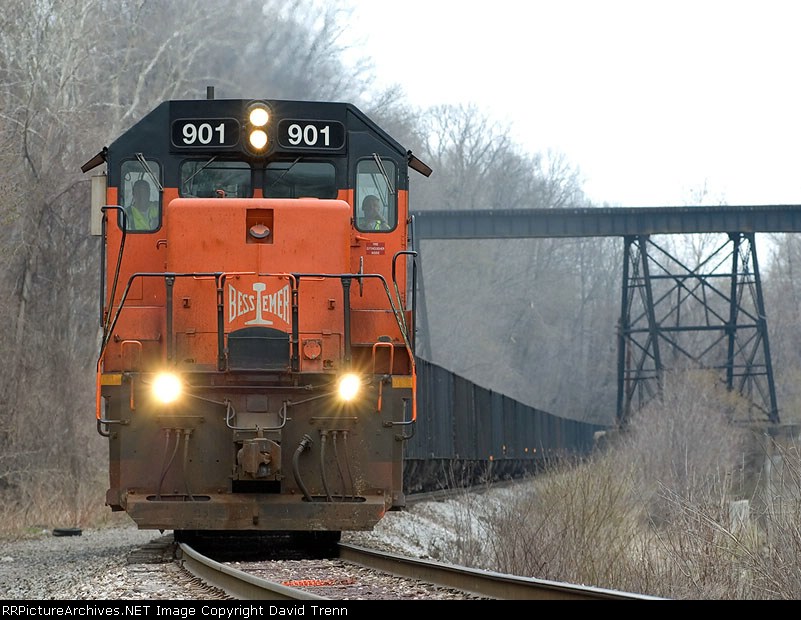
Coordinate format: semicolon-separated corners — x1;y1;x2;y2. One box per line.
171;118;240;149
277;119;345;151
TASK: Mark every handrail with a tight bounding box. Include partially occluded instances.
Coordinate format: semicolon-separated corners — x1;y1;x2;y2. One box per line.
95;269;420;431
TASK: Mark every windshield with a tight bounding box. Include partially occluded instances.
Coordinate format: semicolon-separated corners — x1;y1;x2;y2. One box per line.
178;160;337;199
180;160;251;197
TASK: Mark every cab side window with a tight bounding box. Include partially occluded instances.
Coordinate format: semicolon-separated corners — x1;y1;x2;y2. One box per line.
356;158;396;232
121;160;161;231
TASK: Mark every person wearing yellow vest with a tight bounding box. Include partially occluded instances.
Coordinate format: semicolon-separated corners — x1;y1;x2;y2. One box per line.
128;179;159;230
360;194;388;230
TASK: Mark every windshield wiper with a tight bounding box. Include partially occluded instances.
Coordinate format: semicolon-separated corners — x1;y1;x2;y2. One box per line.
135;153;163;191
181;156;218;190
372;153;395;195
266;156;302;189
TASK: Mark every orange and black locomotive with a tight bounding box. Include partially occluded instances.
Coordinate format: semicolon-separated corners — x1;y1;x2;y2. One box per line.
82;89;431;539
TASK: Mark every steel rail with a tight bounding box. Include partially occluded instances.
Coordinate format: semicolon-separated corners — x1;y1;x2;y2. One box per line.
177;542;327;600
177;539;665;600
337;543;665;600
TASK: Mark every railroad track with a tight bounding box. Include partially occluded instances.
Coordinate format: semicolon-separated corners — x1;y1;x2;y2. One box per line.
175;540;664;600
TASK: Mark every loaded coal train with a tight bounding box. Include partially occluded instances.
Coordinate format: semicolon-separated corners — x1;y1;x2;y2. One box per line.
82;89;604;542
405;357;605;492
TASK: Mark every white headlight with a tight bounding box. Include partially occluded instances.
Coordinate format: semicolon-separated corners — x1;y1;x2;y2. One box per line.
152;372;182;404
249;129;268;150
249;107;269;127
337;373;361;401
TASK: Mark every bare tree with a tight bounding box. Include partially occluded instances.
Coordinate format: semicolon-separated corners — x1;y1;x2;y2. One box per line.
412;103;621;422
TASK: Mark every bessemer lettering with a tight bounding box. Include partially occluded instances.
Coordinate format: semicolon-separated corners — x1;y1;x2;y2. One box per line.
228;283;291;325
230;286;256;317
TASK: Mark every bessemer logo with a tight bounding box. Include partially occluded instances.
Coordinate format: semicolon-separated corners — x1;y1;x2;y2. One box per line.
228;282;291;327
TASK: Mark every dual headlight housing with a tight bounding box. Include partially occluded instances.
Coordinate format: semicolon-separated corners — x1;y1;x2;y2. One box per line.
246;102;270;153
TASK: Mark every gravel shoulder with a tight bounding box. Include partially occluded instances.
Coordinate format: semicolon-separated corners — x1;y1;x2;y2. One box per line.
0;495;474;600
0;526;211;600
0;504;462;601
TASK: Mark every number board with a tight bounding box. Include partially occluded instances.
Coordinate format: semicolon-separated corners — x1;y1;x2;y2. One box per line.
171;118;240;149
277;119;346;151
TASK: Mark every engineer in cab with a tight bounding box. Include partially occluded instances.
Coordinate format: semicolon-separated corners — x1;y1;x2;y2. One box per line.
126;179;159;230
360;194;389;230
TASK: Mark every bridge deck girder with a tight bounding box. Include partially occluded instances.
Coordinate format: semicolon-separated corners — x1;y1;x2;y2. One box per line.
412;205;801;239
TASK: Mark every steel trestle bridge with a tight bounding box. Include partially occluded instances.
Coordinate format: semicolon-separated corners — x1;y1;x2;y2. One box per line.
412;205;801;425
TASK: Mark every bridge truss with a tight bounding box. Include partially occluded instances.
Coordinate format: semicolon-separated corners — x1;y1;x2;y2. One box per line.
412;205;801;426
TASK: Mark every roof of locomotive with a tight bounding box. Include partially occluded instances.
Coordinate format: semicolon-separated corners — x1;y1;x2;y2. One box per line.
112;97;407;160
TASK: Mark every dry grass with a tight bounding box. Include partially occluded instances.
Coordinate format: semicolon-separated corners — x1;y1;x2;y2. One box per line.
0;468;129;539
448;370;801;599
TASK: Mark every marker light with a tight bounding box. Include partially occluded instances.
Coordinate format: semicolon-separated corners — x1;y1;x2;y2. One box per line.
337;373;361;401
152;372;182;404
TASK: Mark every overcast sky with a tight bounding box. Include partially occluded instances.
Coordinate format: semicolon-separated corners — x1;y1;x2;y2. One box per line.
344;0;801;208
